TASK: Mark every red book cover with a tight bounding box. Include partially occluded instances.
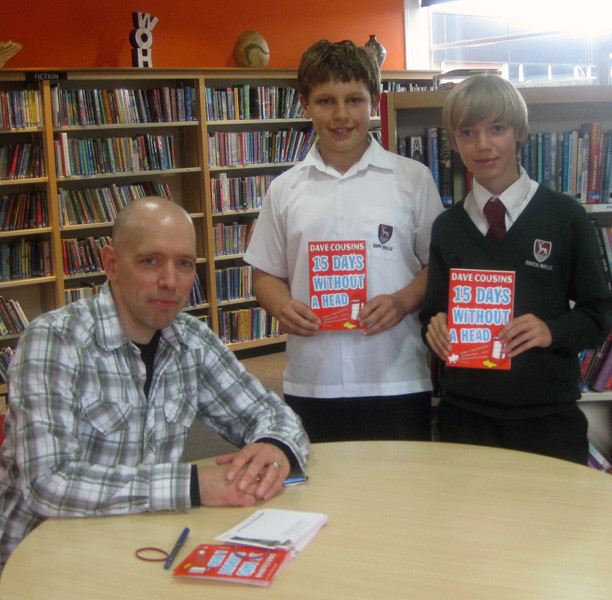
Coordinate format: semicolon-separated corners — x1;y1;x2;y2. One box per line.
446;268;515;370
173;544;292;587
581;122;603;203
590;344;612;391
308;240;367;330
8;144;20;179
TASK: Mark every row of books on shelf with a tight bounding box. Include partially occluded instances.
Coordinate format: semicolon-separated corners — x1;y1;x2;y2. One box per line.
61;236;110;276
63;276;206;308
0;240;51;281
0;347;14;384
381;81;433;93
51;85;197;127
397;128;455;207
1;89;42;129
398;121;612;208
217;306;281;344
0;297;29;336
521;123;612;204
0;307;282;379
55;133;176;177
0;143;44;180
0;192;49;231
64;283;102;304
58;181;172;226
215;265;254;303
207;127;316;168
205;85;303;122
186;274;207;307
213;220;256;257
210;173;274;213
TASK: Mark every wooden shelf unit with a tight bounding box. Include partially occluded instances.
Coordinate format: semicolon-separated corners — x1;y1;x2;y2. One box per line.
202;68;437;348
0;69;212;357
0;68;438;365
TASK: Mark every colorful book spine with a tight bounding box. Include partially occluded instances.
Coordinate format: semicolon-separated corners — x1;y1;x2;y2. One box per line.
438;128;454;207
426;127;440;191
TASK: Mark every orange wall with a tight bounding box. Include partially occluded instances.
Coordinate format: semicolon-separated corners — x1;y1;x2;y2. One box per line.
5;1;406;70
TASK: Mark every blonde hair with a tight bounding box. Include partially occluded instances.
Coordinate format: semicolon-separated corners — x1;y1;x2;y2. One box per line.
442;75;529;153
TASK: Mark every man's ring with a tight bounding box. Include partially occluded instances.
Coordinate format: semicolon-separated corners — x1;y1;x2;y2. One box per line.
271;461;281;468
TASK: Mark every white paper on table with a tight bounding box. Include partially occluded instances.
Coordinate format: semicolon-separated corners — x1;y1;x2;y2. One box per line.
215;508;328;553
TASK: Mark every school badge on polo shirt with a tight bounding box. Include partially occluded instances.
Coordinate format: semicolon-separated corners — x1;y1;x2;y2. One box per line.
378;224;393;244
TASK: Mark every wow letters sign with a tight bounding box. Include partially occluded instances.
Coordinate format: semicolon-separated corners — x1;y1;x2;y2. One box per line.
309;240;367;330
446;268;515;370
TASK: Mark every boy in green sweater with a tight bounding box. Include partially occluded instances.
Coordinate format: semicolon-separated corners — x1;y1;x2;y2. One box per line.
419;75;612;464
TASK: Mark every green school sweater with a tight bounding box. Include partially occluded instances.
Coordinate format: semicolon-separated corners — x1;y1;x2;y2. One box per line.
420;185;612;418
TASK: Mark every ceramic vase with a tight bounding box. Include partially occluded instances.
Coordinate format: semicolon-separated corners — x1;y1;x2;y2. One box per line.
365;34;386;67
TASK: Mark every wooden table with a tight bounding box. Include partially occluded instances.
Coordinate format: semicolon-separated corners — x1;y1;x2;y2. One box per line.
2;441;612;599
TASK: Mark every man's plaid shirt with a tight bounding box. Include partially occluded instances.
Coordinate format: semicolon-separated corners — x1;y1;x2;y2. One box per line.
0;282;309;570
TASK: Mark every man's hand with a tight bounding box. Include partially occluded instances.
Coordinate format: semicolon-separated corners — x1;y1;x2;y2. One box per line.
425;312;451;360
215;442;290;502
499;313;552;357
197;464;258;507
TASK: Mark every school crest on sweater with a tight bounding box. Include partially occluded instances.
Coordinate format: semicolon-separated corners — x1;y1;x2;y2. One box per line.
534;239;552;263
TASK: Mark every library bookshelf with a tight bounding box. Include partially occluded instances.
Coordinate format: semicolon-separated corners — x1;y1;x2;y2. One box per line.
203;68;436;351
381;84;612;455
0;67;438;398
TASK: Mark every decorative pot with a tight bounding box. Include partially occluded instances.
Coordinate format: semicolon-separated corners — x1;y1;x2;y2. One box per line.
364;34;386;67
233;31;270;68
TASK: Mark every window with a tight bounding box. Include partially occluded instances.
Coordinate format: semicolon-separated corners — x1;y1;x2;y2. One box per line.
407;0;612;86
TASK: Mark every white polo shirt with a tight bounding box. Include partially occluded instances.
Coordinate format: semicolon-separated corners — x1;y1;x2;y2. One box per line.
244;138;443;398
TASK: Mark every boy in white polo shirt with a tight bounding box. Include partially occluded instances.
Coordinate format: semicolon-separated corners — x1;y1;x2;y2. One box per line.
244;40;443;442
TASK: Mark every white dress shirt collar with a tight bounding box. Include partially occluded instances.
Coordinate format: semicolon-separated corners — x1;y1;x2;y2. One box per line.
466;167;539;235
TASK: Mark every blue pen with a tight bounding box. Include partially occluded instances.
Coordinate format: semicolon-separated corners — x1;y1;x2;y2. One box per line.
164;527;189;570
283;475;309;486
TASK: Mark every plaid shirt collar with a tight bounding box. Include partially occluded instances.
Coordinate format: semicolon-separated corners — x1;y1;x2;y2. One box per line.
92;281;192;353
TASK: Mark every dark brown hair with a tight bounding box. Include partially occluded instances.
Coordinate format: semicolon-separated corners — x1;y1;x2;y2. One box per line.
297;39;381;102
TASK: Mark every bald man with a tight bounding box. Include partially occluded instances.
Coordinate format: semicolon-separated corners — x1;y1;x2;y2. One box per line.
0;197;309;574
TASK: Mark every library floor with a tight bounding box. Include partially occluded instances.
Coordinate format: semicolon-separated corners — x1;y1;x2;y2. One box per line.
181;346;286;462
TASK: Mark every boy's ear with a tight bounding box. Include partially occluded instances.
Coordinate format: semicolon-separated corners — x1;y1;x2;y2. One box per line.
370;95;381;116
514;125;528;144
299;95;311;119
515;128;528;154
